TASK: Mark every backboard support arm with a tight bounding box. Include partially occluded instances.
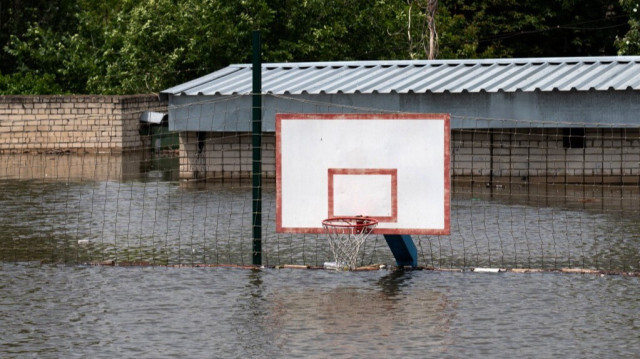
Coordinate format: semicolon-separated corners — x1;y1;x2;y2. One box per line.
384;235;418;267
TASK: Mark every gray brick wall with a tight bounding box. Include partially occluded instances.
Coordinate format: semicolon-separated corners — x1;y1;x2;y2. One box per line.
179;128;640;184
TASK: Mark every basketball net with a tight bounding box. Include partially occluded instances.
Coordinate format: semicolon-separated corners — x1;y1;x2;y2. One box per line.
322;216;378;270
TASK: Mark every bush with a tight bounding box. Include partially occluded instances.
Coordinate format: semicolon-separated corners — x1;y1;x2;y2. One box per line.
0;72;63;95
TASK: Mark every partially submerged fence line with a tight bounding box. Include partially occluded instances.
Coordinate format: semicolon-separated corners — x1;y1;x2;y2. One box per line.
0;95;639;273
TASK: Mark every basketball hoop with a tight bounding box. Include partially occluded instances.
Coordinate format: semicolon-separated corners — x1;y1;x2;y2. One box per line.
322;216;378;270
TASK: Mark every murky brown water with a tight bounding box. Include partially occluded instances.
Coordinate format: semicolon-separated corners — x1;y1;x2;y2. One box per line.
1;264;639;358
0;154;639;271
1;154;639;357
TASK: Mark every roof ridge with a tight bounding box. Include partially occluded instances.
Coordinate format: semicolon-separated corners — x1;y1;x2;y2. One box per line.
226;56;640;68
161;56;640;97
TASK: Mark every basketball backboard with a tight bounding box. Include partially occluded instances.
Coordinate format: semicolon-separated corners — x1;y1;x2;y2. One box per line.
276;113;450;235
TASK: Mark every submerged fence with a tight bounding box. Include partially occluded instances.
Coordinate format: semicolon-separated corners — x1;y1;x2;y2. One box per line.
0;95;639;272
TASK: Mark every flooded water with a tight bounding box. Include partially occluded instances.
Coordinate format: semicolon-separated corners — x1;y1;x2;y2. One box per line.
1;154;640;357
0;154;639;271
1;263;639;358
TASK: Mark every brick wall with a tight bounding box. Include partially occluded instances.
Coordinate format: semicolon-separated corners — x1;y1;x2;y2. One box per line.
179;128;640;185
179;132;275;180
452;128;640;185
0;95;166;153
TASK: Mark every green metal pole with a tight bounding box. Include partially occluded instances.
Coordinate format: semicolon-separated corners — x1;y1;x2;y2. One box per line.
252;30;262;266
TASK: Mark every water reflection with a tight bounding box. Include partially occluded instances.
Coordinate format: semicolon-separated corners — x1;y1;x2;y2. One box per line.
376;269;411;297
251;270;454;357
0;154;638;272
1;153;141;181
2;265;639;358
453;180;640;215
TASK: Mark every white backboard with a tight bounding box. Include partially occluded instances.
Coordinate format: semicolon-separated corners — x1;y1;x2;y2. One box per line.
276;113;450;235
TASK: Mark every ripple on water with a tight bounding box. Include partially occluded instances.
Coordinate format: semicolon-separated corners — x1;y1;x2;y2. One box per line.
1;265;639;358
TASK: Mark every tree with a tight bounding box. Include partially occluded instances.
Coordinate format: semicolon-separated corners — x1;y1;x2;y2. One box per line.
457;0;627;57
616;0;640;54
3;0;275;94
0;0;79;74
264;0;406;61
404;0;439;60
0;0;630;94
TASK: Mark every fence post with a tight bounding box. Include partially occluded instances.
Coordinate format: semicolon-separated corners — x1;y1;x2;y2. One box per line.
252;30;262;266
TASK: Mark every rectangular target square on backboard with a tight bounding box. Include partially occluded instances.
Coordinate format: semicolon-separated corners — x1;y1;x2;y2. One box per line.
328;168;398;222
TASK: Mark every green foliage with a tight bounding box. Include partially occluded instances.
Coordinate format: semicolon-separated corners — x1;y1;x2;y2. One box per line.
0;0;80;74
0;0;630;94
85;0;275;93
4;25;95;94
616;0;640;54
265;0;405;61
0;72;62;95
439;0;626;58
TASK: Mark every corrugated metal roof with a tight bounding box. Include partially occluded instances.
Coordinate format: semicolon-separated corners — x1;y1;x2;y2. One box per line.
162;56;640;96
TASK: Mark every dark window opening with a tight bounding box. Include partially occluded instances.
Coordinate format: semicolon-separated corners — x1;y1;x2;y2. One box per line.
197;131;206;154
563;128;585;149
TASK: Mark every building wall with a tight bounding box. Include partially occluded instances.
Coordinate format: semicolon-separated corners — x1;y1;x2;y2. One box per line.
179;132;276;180
452;128;640;185
179;129;640;185
168;91;640;132
0;95;166;153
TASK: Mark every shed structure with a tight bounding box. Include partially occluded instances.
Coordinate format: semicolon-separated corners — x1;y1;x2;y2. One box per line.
161;57;640;184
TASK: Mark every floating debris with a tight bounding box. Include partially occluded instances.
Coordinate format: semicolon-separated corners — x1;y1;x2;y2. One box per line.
281;264;310;269
323;262;349;271
560;268;601;274
69;261;640;277
510;268;545;273
473;268;504;273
